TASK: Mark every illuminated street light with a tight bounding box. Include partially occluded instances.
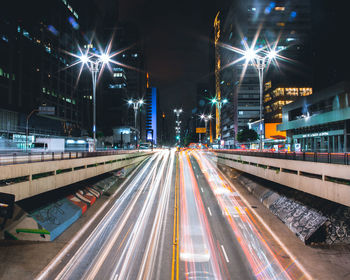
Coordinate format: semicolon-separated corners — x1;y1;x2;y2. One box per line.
127;98;144;149
174;108;183;145
243;48;277;151
78;50;111;151
200;114;212;144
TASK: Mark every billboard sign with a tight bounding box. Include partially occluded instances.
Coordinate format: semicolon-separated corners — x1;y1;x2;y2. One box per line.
196;127;206;133
39;106;55;115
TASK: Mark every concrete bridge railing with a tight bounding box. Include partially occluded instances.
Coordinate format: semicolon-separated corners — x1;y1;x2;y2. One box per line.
212;151;350;207
0;151;153;201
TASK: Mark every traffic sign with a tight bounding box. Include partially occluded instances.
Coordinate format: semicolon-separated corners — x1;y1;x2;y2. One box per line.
196;127;206;133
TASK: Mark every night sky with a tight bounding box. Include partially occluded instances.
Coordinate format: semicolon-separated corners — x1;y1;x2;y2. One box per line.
118;0;225;117
117;0;348;119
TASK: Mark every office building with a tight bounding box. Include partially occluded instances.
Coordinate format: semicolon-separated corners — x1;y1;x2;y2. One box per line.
278;81;350;152
145;87;159;145
0;0;90;148
215;0;312;148
264;81;312;139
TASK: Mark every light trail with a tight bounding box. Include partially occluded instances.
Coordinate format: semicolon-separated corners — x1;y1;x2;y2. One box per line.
179;151;223;280
39;150;176;280
192;150;308;280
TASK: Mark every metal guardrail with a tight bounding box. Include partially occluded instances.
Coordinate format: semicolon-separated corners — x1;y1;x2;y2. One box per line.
0;149;147;166
215;150;350;165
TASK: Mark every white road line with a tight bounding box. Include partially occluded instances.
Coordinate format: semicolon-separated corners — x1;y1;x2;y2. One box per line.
221;245;229;263
207;207;212;216
201;187;204;193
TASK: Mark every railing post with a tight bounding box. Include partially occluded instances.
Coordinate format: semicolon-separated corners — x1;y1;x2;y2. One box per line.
52;152;54;161
303;152;305;161
314;152;317;162
61;152;63;160
328;153;331;164
41;152;44;162
345;153;347;165
69;152;71;159
13;153;16;164
29;152;31;163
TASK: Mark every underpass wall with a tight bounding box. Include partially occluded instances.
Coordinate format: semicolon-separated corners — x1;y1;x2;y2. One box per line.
211;153;350;245
3;162;140;241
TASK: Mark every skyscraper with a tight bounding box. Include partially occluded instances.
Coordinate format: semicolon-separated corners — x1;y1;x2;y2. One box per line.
216;0;312;148
0;0;91;146
145;87;159;145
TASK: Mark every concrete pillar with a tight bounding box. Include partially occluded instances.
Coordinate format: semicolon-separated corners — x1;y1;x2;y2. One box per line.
338;135;342;153
314;137;317;152
327;136;330;153
333;135;335;152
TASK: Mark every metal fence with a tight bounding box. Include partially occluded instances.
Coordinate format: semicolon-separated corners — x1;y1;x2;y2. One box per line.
216;150;350;165
0;149;146;166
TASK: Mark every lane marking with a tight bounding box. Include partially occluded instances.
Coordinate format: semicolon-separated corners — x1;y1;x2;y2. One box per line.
171;154;180;280
221;245;230;263
207;207;212;216
201;187;204;193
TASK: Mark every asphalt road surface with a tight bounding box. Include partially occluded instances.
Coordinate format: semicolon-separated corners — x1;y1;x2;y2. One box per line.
37;149;306;280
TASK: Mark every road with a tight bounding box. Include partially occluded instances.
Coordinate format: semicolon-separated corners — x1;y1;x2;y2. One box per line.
37;149;307;280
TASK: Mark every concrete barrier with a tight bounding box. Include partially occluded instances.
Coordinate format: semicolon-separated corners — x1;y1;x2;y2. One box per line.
0;151;152;201
213;151;350;207
218;164;350;245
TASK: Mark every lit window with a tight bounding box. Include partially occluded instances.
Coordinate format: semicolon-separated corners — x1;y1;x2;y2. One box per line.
276;22;285;27
275;7;285;11
1;35;8;42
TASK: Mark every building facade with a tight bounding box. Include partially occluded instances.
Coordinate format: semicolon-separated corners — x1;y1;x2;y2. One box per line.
0;0;91;148
145;87;159;145
278;81;350;152
216;0;312;148
264;81;312;139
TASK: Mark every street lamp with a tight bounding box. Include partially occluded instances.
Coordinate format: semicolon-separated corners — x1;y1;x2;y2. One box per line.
79;51;111;151
244;49;277;151
173;108;183;120
128;98;144;129
127;98;144;149
200;114;212;143
174;108;182;145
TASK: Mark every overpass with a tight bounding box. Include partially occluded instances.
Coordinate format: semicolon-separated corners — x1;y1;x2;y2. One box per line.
0;150;153;201
211;150;350;207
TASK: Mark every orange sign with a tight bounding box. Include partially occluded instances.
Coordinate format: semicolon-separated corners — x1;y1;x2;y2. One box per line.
196;127;206;133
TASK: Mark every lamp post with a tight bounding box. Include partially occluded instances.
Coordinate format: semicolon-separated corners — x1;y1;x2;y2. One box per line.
244;49;277;151
25;109;38;152
128;98;144;149
200;113;212;144
79;52;111;152
174;108;182;145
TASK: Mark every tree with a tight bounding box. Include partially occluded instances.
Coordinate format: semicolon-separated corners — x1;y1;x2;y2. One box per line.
236;127;258;143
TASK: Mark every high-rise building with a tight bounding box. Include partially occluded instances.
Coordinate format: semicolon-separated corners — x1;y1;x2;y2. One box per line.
96;22;146;136
0;0;91;147
216;0;312;148
145;87;159;145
